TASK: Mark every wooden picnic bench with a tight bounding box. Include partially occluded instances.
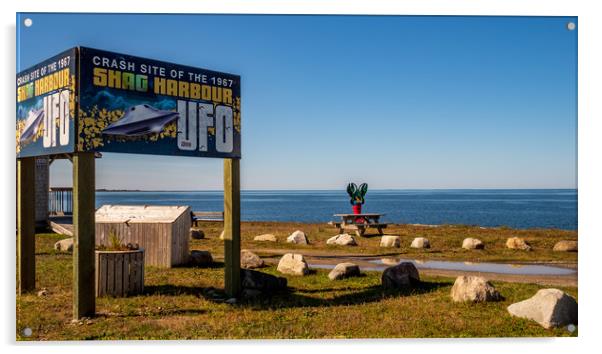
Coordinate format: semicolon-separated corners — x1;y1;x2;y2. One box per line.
191;211;224;227
329;213;388;237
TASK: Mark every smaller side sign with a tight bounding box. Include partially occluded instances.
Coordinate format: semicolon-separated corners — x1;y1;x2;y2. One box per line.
16;48;77;158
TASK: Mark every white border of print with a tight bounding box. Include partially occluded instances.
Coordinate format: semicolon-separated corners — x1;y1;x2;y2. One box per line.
2;1;600;354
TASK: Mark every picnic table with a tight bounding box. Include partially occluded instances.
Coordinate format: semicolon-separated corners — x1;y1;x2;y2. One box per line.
329;213;388;237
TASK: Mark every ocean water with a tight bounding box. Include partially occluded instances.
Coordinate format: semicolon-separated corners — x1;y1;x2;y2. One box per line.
95;189;577;230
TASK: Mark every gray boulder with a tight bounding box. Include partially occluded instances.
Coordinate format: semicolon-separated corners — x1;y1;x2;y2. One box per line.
189;250;213;267
462;238;484;250
328;262;361;280
240;249;265;269
190;229;205;240
54;238;74;252
507;288;578;329
326;233;357;246
254;234;278;242
411;237;430;249
240;269;287;298
553;240;578;252
287;230;309;245
381;262;420;289
380;235;400;248
450;276;502;302
506;237;532;251
277;253;310;275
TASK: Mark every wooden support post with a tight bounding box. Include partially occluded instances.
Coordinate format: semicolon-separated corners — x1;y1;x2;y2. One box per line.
223;158;241;297
72;152;96;319
17;157;36;294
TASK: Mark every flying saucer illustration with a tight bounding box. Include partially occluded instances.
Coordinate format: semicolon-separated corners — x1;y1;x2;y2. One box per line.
19;108;44;144
102;104;179;136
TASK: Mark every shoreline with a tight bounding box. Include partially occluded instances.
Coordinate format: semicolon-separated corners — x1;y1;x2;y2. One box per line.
48;214;578;232
190;221;578;264
94;188;578;192
236;220;578;232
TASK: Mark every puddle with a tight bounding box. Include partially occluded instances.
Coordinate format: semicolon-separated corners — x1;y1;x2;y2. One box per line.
307;256;575;276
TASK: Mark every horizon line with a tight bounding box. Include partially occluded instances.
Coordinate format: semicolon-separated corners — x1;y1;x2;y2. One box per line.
86;187;578;192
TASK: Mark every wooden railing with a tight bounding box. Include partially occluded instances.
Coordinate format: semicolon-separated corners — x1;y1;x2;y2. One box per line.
49;187;73;215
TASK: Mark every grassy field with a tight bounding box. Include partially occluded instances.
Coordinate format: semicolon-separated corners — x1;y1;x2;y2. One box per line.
16;230;578;340
194;221;578;263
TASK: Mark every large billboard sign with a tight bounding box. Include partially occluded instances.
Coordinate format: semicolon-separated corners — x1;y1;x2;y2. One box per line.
16;47;241;159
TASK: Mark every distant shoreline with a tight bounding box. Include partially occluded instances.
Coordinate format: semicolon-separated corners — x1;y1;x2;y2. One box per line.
96;189;143;192
93;188;577;192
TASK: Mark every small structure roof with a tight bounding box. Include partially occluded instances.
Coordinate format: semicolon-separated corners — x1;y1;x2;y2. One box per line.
95;205;190;223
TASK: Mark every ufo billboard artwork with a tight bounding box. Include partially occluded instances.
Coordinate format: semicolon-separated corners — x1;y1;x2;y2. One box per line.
101;104;180;136
16;48;77;158
19;109;45;144
16;47;241;159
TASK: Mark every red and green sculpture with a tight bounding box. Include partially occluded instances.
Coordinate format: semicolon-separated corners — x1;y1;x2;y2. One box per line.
347;182;368;215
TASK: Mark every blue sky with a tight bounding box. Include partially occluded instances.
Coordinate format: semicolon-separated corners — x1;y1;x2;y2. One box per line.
16;14;577;190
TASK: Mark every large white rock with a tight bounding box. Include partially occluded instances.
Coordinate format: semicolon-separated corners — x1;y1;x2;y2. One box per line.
507;288;578;329
380;257;399;266
411;237;430;249
553;240;578;252
287;230;309;245
506;237;532;251
326;233;357;246
277;253;310;275
328;262;361;280
240;249;265;269
381;262;420;289
254;234;278;242
450;276;501;302
380;235;400;248
462;238;484;250
54;238;74;252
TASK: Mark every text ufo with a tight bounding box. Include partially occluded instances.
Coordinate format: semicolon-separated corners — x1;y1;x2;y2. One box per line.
102;104;179;136
20;109;44;144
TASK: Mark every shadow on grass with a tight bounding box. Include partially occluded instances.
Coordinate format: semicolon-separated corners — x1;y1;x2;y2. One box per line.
144;284;207;297
358;233;385;239
143;283;236;304
173;261;226;269
241;280;451;309
96;308;208;318
36;251;72;256
141;277;450;310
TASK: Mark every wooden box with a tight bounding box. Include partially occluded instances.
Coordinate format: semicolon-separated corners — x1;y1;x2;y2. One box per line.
95;249;144;297
95;205;191;268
